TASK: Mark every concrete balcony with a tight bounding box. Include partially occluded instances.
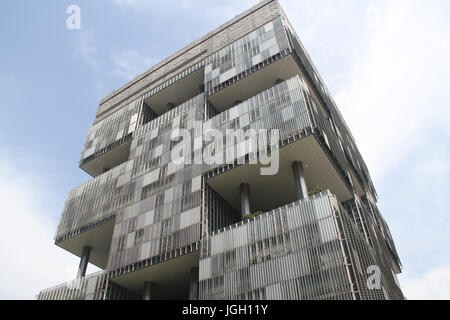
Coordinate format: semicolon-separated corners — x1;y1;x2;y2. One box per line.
36;270;139;300
203;76;354;218
55;159;136;269
198;190;356;300
142;66;205;116
80;61;205;177
205;134;353;217
207;50;300;114
36;271;107;300
55;217;115;270
110;250;200;300
79;133;132;177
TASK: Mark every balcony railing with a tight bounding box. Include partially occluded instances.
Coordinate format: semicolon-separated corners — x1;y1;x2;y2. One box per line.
198;190;356;300
36;270;106;300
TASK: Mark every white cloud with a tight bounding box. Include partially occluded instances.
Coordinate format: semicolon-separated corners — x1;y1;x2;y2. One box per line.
109;0;256;83
279;0;370;93
0;158;98;299
113;0;138;6
73;31;107;96
398;265;450;300
110;49;157;82
74;31;100;69
280;0;450;300
113;0;256;30
281;0;450;180
331;0;450;180
178;0;257;23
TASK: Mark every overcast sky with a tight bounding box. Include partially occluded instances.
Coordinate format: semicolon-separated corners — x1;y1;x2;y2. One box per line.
0;0;449;299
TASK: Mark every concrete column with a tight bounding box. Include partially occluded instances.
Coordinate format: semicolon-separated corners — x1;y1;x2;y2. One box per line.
292;161;308;200
143;281;154;300
76;246;91;279
188;267;199;300
240;183;251;217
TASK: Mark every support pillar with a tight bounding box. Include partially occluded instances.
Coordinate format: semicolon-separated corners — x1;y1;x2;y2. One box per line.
292;161;308;200
189;267;199;300
240;183;251;217
76;246;91;279
143;281;154;300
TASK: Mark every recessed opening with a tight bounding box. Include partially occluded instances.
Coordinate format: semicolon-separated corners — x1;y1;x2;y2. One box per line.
206;54;300;116
110;251;199;300
205;183;241;233
205;135;353;220
141;102;158;126
143;67;204;117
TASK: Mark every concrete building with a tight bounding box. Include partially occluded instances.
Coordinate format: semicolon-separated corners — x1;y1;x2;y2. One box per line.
37;0;404;300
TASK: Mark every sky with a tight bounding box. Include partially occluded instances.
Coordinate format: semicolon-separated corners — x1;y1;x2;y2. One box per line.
0;0;449;300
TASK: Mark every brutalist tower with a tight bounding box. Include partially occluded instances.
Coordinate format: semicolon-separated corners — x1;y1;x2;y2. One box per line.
38;0;404;300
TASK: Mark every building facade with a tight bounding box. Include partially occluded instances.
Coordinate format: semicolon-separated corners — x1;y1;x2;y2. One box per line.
37;0;404;300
